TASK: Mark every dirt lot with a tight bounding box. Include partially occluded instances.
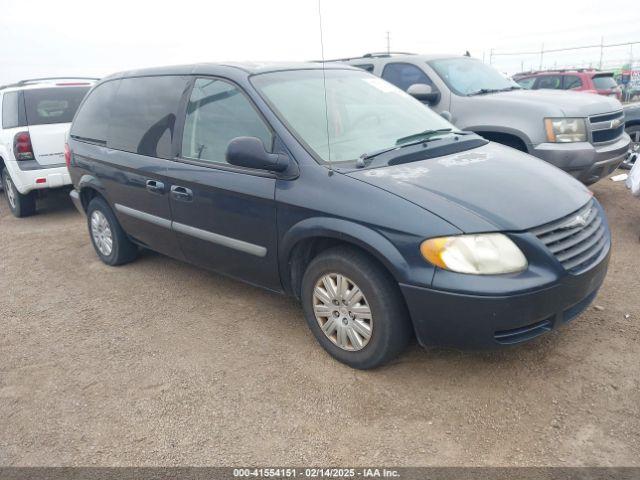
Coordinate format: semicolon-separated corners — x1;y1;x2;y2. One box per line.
0;173;639;467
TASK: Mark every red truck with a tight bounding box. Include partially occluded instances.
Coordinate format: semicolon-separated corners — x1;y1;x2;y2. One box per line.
513;69;622;101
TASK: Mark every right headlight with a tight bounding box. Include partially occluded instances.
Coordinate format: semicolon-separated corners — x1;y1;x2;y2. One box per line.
420;233;528;275
544;118;587;143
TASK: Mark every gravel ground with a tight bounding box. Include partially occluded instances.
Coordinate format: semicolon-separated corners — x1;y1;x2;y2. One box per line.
0;173;639;467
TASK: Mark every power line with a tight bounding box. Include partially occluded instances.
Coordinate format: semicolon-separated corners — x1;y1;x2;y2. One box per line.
491;40;640;57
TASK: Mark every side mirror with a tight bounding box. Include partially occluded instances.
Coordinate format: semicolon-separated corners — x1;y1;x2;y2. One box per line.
226;137;289;172
407;83;440;105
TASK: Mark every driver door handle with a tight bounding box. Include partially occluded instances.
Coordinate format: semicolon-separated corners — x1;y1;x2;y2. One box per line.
171;185;193;202
146;179;165;194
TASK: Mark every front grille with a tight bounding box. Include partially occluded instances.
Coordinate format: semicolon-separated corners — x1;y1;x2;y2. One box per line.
592;124;625;143
589;110;624;143
531;199;608;274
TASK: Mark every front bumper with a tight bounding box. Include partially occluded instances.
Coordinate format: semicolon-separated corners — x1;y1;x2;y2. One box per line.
400;247;609;349
532;134;630;185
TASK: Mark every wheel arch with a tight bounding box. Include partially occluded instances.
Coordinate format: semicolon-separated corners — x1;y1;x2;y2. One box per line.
472;129;530;152
76;174;109;212
280;217;411;299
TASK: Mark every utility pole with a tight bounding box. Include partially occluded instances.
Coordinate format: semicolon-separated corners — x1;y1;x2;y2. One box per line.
539;43;544;70
489;48;494;65
599;36;604;70
386;31;390;54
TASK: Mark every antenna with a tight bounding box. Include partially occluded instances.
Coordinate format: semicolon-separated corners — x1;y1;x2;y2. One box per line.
318;0;333;175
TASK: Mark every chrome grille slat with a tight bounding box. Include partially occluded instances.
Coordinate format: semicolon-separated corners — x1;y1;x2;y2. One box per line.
531;199;608;274
532;202;594;237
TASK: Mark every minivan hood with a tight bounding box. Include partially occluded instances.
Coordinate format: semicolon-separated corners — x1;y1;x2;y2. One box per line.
347;142;592;232
467;88;622;117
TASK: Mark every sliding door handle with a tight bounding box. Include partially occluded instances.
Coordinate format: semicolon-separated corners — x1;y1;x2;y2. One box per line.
171;185;193;202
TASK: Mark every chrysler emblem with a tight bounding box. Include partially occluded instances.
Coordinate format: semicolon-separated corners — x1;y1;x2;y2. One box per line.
564;211;589;229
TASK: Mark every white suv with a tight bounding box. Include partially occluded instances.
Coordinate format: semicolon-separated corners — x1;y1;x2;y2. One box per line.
0;78;96;217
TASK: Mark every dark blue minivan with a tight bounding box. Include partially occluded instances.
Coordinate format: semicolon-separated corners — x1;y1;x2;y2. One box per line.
66;63;610;369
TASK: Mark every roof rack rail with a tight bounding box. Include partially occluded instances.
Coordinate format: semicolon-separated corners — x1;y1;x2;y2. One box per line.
362;51;417;58
514;67;601;76
315;51;417;63
0;77;99;91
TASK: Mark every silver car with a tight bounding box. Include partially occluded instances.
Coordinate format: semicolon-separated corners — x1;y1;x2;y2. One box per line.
333;53;630;185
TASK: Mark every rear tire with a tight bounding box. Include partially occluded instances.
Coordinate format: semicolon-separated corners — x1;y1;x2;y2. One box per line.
301;246;412;369
2;167;36;218
86;196;138;266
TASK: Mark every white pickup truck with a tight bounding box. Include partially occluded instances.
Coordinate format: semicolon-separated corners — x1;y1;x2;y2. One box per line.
0;78;96;217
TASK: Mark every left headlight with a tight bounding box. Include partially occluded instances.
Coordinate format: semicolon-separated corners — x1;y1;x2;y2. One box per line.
544;118;587;143
420;233;528;275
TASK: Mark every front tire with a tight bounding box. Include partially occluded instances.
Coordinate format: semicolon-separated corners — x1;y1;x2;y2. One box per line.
2;167;36;218
86;196;138;266
621;125;640;170
301;246;412;369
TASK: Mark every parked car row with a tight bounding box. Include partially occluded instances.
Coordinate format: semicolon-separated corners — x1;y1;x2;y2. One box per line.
331;54;630;185
513;69;622;100
0;58;625;369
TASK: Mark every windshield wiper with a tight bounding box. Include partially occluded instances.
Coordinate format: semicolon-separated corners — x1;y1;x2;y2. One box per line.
395;128;454;145
469;86;522;96
356;128;451;168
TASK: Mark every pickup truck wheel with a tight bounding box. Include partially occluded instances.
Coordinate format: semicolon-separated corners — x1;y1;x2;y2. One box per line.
2;167;36;218
86;196;138;266
301;246;412;369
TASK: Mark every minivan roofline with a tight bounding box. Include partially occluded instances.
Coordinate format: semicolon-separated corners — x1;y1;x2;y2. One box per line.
99;61;359;82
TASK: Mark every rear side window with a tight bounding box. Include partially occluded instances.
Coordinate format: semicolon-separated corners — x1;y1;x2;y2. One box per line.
181;78;272;164
108;76;188;158
592;75;617;89
71;81;120;144
2;91;22;129
536;75;562;89
24;87;89;126
381;63;434;91
563;75;583;89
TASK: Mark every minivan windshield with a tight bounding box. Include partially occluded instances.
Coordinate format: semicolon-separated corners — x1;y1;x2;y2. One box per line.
251;69;458;165
429;57;520;96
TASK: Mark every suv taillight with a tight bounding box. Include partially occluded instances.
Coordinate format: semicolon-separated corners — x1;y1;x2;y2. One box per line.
13;131;35;161
64;143;71;169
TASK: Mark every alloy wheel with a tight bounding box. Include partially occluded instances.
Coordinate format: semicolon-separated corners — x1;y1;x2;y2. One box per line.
312;273;373;351
90;210;113;256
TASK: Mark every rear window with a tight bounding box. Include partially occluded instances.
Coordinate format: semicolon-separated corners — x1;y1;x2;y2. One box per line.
592;75;617;90
24;87;90;125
